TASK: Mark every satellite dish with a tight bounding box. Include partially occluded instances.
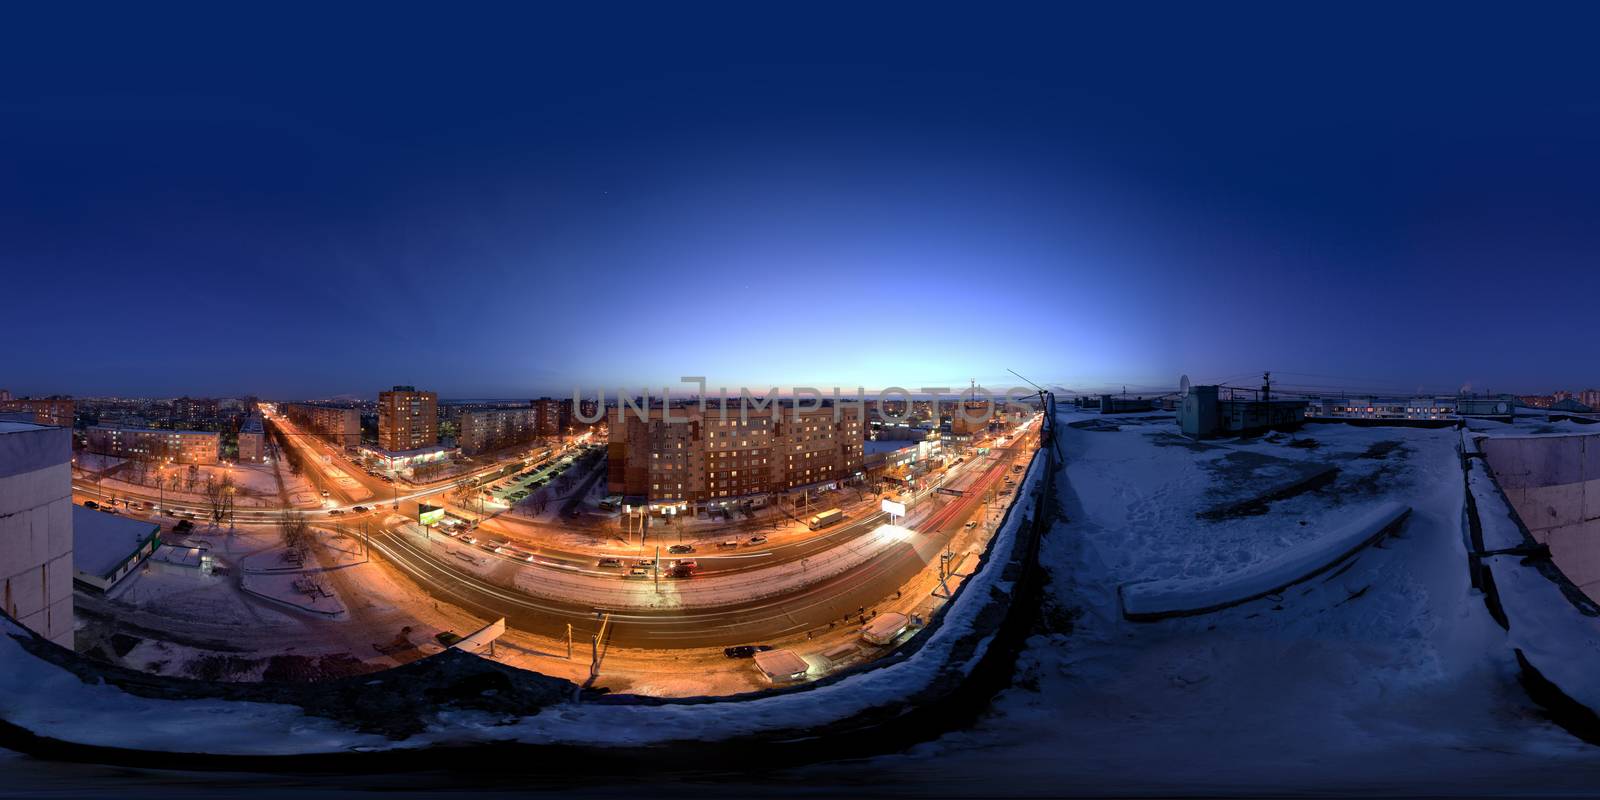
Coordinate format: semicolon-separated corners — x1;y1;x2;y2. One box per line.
1179;375;1191;398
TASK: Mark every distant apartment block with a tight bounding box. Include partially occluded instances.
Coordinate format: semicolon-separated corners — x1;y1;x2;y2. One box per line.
533;397;569;437
284;403;361;448
458;408;537;455
378;386;437;453
608;402;865;512
0;421;74;647
237;414;266;463
0;397;75;427
86;425;220;464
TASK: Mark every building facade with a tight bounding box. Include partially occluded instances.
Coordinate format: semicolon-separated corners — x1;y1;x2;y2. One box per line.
607;402;865;512
283;403;361;448
458;408;537;455
237;414;265;463
533;397;568;437
85;425;220;464
0;421;74;647
378;386;438;453
0;397;75;427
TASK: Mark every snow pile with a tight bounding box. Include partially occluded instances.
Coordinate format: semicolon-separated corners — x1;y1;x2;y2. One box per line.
1120;500;1410;620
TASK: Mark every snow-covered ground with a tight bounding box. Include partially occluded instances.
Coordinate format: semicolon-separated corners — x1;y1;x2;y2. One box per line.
14;412;1600;795
792;412;1600;795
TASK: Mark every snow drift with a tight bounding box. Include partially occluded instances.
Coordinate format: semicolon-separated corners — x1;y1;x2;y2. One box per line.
1119;500;1411;621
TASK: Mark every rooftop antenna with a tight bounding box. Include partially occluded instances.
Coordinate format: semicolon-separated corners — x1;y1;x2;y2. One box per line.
1179;374;1191;399
1007;368;1061;460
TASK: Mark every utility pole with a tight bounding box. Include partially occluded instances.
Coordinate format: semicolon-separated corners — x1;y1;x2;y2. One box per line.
566;623;573;659
653;545;660;591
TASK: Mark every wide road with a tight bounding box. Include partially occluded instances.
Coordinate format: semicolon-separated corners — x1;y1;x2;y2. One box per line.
363;429;1039;649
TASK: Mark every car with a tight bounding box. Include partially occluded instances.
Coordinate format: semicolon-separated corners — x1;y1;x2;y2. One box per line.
435;631;462;646
459;535;478;545
181;512;197;520
327;509;345;516
321;490;330;497
747;535;768;546
597;557;624;568
103;507;120;514
964;521;978;530
722;644;774;658
667;544;694;554
626;567;651;579
633;559;655;569
718;540;739;549
82;501;98;509
352;505;368;512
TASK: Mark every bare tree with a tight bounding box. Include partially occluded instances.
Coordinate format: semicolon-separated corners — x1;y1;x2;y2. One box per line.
203;475;236;528
277;508;311;554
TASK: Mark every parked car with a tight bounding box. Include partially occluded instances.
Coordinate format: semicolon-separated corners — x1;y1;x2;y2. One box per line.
626;566;651;579
964;521;978;530
747;535;768;546
668;544;694;554
82;500;98;509
352;505;368;513
460;535;478;545
435;631;462;646
597;557;624;568
724;645;774;659
328;509;345;516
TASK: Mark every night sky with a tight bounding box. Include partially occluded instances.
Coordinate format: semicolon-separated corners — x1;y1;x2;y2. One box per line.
4;5;1600;399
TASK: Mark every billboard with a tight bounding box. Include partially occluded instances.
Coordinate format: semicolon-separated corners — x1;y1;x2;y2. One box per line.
418;503;445;527
880;498;907;517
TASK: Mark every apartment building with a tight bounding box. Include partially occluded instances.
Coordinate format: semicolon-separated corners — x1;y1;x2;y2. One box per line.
378;386;438;453
237;414;265;463
458;407;537;455
608;402;865;512
85;425;220;464
533;397;568;437
283;403;361;448
0;397;75;427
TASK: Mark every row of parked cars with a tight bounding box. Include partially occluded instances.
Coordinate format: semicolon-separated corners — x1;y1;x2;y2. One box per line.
659;534;769;556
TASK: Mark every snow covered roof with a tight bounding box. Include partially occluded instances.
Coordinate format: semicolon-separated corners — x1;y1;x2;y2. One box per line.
72;506;159;579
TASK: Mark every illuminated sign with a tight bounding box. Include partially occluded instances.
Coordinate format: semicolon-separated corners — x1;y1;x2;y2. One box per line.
880;498;907;517
418;504;445;527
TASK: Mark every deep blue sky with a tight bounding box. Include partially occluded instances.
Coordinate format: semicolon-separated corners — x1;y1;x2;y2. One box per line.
4;4;1600;400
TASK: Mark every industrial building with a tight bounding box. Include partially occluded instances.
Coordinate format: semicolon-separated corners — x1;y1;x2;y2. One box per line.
85;425;220;464
1179;385;1308;439
0;421;74;647
1457;395;1517;423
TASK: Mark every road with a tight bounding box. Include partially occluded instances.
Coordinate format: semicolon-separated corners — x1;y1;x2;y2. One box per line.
361;424;1039;649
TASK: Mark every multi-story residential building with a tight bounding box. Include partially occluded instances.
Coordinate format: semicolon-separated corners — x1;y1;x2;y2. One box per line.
378;386;437;453
0;420;74;647
458;408;537;455
1580;390;1600;410
0;397;75;427
237;414;265;463
283;403;362;448
608;401;865;513
85;425;220;464
533;397;568;437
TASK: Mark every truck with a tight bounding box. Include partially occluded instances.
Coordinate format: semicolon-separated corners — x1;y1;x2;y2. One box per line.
860;611;911;646
807;508;845;531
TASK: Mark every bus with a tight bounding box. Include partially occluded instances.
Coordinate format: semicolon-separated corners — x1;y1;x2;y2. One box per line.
807;508;844;531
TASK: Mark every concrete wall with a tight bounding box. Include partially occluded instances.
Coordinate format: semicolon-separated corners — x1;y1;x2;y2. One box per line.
1482;433;1600;601
0;425;74;648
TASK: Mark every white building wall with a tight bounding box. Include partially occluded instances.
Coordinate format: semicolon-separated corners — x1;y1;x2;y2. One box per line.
0;425;74;648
